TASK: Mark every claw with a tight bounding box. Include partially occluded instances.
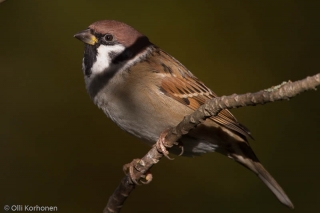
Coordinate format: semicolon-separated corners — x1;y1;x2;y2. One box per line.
172;141;184;156
140;172;153;184
178;142;184;156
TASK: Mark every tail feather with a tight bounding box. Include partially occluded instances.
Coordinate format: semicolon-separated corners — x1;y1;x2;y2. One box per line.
230;142;294;209
254;162;294;209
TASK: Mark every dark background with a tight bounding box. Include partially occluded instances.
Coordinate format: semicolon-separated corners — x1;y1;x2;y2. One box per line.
1;0;319;212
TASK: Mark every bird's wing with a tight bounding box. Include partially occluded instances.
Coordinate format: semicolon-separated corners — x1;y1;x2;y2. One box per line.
152;48;252;139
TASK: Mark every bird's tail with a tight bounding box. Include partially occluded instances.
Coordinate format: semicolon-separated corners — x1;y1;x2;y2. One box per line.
231;142;294;209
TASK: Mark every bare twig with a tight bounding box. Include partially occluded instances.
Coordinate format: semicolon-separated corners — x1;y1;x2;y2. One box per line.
104;73;320;213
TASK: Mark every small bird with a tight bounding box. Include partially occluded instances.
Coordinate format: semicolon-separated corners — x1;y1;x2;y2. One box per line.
74;20;293;208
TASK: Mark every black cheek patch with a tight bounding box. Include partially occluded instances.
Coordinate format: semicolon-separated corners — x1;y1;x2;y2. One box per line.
111;49;132;64
108;51;118;59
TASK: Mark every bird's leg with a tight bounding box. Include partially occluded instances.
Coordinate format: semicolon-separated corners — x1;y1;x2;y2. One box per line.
123;159;153;185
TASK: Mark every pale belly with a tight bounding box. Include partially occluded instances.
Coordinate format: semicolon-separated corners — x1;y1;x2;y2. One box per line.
93;85;220;156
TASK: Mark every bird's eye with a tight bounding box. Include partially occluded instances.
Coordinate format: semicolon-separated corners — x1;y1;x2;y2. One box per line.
104;34;114;41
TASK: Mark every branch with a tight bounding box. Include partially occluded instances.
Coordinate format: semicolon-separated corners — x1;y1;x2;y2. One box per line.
104;73;320;213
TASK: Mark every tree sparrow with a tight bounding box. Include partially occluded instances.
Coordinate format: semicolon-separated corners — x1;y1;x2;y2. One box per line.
74;20;293;208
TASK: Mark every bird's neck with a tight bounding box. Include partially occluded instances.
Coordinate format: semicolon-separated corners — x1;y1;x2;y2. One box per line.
83;44;156;99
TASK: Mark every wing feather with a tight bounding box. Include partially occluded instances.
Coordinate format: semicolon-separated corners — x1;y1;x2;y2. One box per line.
156;49;252;139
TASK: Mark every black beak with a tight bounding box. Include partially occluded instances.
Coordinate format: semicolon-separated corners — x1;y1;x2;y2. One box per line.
74;29;98;45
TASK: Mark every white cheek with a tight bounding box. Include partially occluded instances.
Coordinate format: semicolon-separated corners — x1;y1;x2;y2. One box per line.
91;44;125;74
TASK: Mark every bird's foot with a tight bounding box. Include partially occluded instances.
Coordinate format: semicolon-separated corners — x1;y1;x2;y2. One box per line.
123;159;153;185
155;130;177;160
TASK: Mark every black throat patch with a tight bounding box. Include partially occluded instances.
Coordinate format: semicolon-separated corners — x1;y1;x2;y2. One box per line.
83;44;98;76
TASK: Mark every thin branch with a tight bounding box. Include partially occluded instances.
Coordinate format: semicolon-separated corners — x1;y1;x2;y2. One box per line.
104;73;320;213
